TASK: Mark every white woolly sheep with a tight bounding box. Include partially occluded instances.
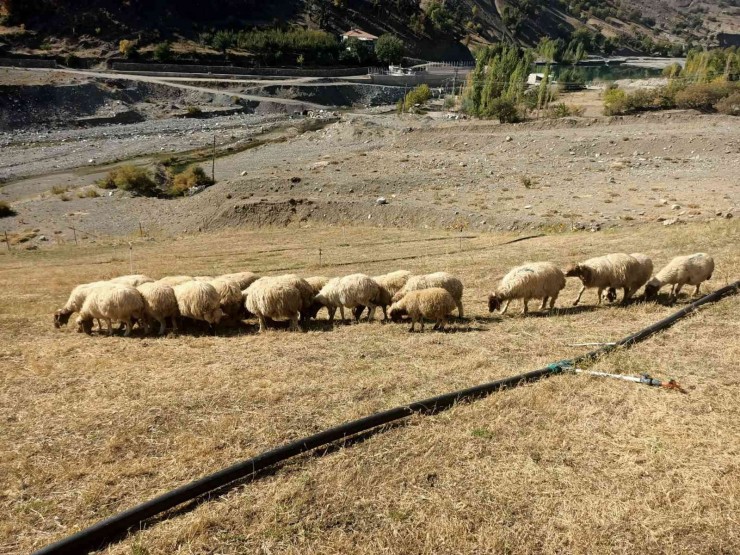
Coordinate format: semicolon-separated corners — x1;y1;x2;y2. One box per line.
137;282;179;335
305;276;331;295
354;270;411;321
314;274;380;323
76;285;145;337
393;272;464;317
607;253;653;303
54;280;112;328
172;281;224;325
565;253;643;306
109;274;155;287
245;275;310;332
389;288;457;332
209;278;244;319
218;272;261;290
488;262;566;315
157;275;194;287
194;275;215;282
644;253;714;301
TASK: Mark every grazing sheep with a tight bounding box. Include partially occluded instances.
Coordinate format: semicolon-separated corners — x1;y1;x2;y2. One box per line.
194;276;215;282
109;274;155;287
393;272;464;317
305;276;331;295
76;285;145;337
218;272;260;290
245;275;308;332
607;253;653;303
54;280;111;328
314;274;380;323
644;253;714;301
172;281;224;325
137;282;179;335
565;253;643;306
389;288;457;332
354;270;411;321
157;275;194;287
209;279;244;319
488;262;566;315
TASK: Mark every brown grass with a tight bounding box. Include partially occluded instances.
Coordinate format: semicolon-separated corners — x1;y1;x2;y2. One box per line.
0;221;738;554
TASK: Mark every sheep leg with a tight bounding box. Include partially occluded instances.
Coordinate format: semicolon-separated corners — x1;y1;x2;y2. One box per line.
550;294;558;310
437;317;447;331
106;319;113;336
673;283;684;301
382;306;388;321
339;306;346;323
501;300;510;314
123;318;133;337
289;314;300;332
456;300;464;318
96;318;103;330
408;318;416;333
573;286;586;306
327;306;336;324
693;284;701;296
158;317;167;336
258;314;267;333
522;299;529;315
596;288;604;305
540;297;548;311
367;304;377;322
171;317;178;333
621;287;633;304
419;318;425;332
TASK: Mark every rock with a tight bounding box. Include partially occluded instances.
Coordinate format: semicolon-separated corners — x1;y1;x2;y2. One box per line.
671;204;681;210
716;210;723;216
376;197;388;205
88;158;95;164
726;212;734;219
524;205;533;209
240;171;247;176
505;136;512;142
663;218;678;226
290;176;301;183
607;176;616;183
38;235;48;241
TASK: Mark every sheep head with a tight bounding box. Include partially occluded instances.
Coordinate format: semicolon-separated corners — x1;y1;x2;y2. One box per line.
487;294;502;313
643;279;661;300
565;263;591;283
54;309;72;328
389;304;407;322
605;288;618;303
373;287;392;308
76;316;93;335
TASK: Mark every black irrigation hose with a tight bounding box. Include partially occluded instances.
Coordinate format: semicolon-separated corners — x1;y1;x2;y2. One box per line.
33;280;740;555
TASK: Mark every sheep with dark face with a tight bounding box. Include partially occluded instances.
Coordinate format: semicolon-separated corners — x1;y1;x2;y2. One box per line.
172;281;224;325
389;288;457;332
565;253;643;306
488;262;566;315
392;272;464;317
76;285;145;337
606;253;653;303
137;282;179;335
644;253;714;302
353;270;410;321
54;281;111;329
244;275;313;332
314;274;380;323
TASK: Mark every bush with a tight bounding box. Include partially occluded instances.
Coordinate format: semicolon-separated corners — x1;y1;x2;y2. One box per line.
675;82;738;112
375;34;404;65
170;165;214;196
603;88;628;115
51;185;69;195
119;39;137;58
546;102;585;118
153;41;172;62
0;201;16;218
662;62;682;79
487;97;520;123
99;165;158;196
399;84;432;112
557;67;586;91
77;188;100;198
716;92;740;116
185;106;203;118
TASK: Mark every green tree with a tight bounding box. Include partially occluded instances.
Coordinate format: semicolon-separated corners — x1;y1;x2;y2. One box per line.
375;34;404;65
212;30;236;56
153;41;172;62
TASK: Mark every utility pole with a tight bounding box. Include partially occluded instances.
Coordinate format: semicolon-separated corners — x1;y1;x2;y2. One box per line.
211;135;216;183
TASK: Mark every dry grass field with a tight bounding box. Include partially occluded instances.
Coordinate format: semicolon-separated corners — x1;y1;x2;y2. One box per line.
1;220;739;555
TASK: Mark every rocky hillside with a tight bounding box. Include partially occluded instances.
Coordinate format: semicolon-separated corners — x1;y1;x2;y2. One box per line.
1;0;738;62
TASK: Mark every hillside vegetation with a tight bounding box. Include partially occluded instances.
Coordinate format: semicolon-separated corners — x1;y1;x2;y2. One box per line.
1;0;738;63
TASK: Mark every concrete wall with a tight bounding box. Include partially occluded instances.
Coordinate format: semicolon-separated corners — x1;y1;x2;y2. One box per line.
0;58;57;69
111;62;369;77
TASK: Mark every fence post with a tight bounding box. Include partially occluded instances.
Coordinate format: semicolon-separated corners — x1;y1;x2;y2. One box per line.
129;242;133;273
4;230;10;252
319;248;322;267
139;222;143;237
72;227;78;245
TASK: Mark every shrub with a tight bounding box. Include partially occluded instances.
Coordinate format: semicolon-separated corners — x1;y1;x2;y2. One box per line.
0;201;16;218
557;67;586;91
603;88;628;115
51;185;69;195
662;62;682;79
716;92;740;116
170;165;214;196
77;188;100;198
153;41;172;62
119;39;137;58
185;106;203;118
99;165;158;196
375;34;404;65
675;82;737;112
486;97;520;123
400;84;432;112
546;102;585;118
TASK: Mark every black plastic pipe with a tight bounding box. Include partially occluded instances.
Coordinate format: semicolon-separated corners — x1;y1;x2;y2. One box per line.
33;280;739;555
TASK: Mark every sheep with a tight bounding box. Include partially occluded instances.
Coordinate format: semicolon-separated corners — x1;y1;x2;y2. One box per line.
157;275;194;287
353;270;411;321
209;278;244;319
644;253;714;302
393;272;464;317
389;288;457;332
313;274;380;323
565;253;643;306
137;282;179;335
54;280;112;328
76;285;145;337
109;274;154;287
194;276;215;282
487;262;566;315
218;272;260;290
245;275;310;332
172;281;224;325
606;253;653;303
305;276;331;295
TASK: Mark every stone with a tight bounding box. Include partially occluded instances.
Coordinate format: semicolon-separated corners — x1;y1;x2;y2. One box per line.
376;197;388;205
241;171;248;176
505;136;512;142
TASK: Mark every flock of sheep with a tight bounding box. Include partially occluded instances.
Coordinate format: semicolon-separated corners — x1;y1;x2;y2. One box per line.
53;252;715;336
